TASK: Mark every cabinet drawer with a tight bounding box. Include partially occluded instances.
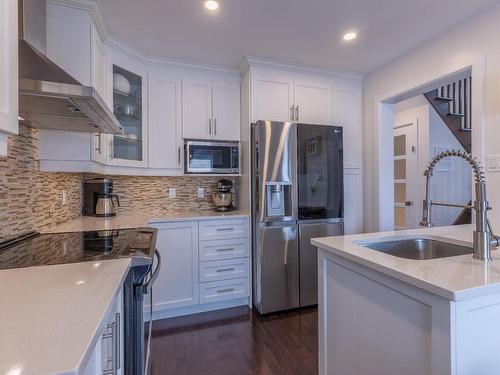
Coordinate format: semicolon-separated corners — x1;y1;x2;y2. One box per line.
199;277;250;304
199;238;249;262
199;219;249;241
199;258;249;282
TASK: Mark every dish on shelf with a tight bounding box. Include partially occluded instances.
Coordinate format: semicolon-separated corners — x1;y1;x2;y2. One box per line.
113;73;131;95
114;103;141;119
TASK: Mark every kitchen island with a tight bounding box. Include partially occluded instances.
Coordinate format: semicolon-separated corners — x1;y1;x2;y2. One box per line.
312;224;500;375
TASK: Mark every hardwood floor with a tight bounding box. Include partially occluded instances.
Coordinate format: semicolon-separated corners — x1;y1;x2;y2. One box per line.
150;306;318;375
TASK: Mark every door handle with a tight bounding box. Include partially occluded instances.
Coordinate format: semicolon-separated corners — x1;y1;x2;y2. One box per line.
214;118;217;137
95;133;101;153
295;105;299;121
178;147;181;165
208;118;212;135
290;106;295;121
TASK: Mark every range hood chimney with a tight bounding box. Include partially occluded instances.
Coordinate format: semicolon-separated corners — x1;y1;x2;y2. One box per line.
18;0;124;134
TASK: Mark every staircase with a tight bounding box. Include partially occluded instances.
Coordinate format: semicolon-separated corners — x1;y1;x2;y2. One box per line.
424;77;472;153
424;77;472;225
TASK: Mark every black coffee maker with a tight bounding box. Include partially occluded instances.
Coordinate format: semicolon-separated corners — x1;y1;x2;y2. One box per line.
83;178;120;217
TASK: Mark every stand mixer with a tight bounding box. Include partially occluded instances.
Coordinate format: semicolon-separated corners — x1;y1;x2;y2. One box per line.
213;179;235;212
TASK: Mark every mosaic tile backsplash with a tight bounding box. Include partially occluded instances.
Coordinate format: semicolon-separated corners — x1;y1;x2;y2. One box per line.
0;125;82;241
0;125;239;241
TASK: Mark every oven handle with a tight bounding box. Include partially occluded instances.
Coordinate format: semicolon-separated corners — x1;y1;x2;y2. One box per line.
141;249;161;292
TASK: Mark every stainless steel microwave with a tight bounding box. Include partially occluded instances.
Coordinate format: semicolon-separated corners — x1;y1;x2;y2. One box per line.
185;140;240;174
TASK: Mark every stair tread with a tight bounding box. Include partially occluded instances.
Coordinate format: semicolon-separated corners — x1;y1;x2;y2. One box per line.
434;96;454;102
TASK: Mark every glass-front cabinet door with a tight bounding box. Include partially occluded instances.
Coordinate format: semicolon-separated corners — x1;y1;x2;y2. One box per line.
107;62;148;167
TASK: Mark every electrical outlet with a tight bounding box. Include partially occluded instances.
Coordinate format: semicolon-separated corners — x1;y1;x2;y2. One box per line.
62;190;68;206
197;187;205;198
169;188;176;199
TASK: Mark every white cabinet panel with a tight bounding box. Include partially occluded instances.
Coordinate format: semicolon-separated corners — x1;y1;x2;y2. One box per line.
149;75;182;169
182;77;212;139
0;0;18;140
212;80;240;141
91;26;106;98
46;2;92;85
149;222;199;310
199;277;250;304
334;86;362;169
199;258;250;282
344;170;363;234
294;80;333;125
199;237;250;262
252;73;294;123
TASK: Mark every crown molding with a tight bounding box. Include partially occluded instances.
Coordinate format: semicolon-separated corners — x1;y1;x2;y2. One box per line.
241;56;364;81
48;0;363;80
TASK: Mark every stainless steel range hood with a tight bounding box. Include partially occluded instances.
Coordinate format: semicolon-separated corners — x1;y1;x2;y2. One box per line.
18;0;124;135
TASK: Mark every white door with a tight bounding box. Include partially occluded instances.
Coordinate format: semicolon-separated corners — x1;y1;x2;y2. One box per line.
251;72;294;123
182;77;212;139
212;80;240;141
147;222;199;311
148;75;183;169
0;0;18;141
394;122;418;229
294;80;333;125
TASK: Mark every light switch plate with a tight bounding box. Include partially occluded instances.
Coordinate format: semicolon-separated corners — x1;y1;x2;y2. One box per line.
487;155;500;171
169;188;176;198
197;187;205;198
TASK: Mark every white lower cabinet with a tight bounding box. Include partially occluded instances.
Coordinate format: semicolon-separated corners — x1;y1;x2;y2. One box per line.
82;289;124;375
149;221;199;311
149;218;250;318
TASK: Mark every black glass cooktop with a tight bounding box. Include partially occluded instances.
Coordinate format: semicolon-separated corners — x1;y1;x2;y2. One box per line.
0;228;156;270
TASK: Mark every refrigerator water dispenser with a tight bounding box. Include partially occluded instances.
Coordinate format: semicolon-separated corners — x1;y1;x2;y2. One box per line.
265;182;292;218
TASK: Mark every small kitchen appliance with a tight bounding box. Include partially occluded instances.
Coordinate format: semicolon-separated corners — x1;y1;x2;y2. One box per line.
83;178;120;217
185;140;240;174
213;179;235;212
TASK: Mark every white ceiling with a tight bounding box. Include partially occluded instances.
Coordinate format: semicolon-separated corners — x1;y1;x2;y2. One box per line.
97;0;499;74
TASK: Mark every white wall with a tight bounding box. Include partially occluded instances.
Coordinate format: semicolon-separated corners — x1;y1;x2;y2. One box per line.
363;3;500;232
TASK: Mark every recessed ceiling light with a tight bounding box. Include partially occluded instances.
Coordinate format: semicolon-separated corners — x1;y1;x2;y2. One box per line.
204;0;219;10
343;32;357;41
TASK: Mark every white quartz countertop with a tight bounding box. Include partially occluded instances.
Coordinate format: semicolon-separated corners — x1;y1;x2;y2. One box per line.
0;259;131;375
42;209;249;233
312;224;500;301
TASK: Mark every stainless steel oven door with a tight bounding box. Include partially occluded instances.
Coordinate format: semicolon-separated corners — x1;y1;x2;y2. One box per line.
185;140;240;174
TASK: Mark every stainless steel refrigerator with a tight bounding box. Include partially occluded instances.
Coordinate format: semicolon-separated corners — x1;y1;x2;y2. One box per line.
251;120;344;314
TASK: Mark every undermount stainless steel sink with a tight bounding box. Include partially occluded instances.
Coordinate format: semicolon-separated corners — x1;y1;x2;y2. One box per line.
360;238;473;260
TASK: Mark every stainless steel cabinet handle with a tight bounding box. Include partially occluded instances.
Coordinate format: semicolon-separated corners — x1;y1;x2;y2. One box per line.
208;118;212;135
295;105;299;121
177;147;181;165
214;118;217;137
216;267;235;273
290;106;295;121
109;140;114;160
115;313;121;370
217;288;235;293
102;322;116;375
216;227;235;232
216;247;234;252
95;134;101;153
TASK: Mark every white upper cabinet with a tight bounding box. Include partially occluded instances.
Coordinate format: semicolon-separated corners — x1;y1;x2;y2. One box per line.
251;70;333;125
106;47;148;168
148;72;182;169
251;71;294;123
333;85;362;169
212;80;240;141
182;77;212;139
294;80;333;124
0;0;19;143
182;76;240;141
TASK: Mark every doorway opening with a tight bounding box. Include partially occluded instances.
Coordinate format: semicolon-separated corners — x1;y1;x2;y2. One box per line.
389;71;474;230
